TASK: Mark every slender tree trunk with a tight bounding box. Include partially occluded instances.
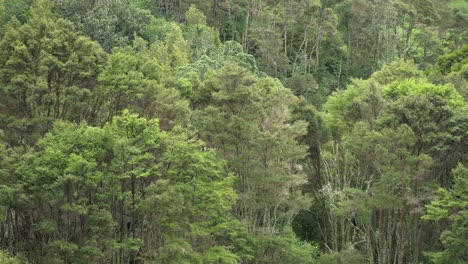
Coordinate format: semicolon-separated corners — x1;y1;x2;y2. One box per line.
314;8;324;74
242;10;250;51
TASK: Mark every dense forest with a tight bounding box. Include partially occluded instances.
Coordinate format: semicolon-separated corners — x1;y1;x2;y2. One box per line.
0;0;466;263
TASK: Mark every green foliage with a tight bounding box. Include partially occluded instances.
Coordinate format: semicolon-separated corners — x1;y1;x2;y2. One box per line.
383;79;464;107
371;59;425;85
185;4;206;26
324;79;384;138
450;0;468;13
250;231;320;264
193;64;311;236
1;0;30;24
320;56;466;263
319;247;367;264
0;9;106;145
433;45;468;75
428;45;468;99
203;246;239;264
0;111;245;263
0;250;27;264
422;164;468;264
138;126;240;263
98;37;190;128
165;23;189;68
53;0;160;51
0;1;465;263
182;6;221;61
223;41;258;74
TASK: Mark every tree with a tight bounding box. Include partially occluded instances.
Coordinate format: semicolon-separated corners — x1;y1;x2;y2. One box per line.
317;59;466;263
165;23;190;69
53;0;159;51
0;110;247;263
0;6;106;145
140;126;239;263
192;63;315;263
249;5;288;77
422;164;468;264
182;5;221;61
0;0;29;24
98;37;190;129
427;45;468;100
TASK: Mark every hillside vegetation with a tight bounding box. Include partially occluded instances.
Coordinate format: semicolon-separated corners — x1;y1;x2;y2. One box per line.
0;0;466;263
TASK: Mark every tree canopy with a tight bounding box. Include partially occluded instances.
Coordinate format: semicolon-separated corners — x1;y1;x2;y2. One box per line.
0;1;466;263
